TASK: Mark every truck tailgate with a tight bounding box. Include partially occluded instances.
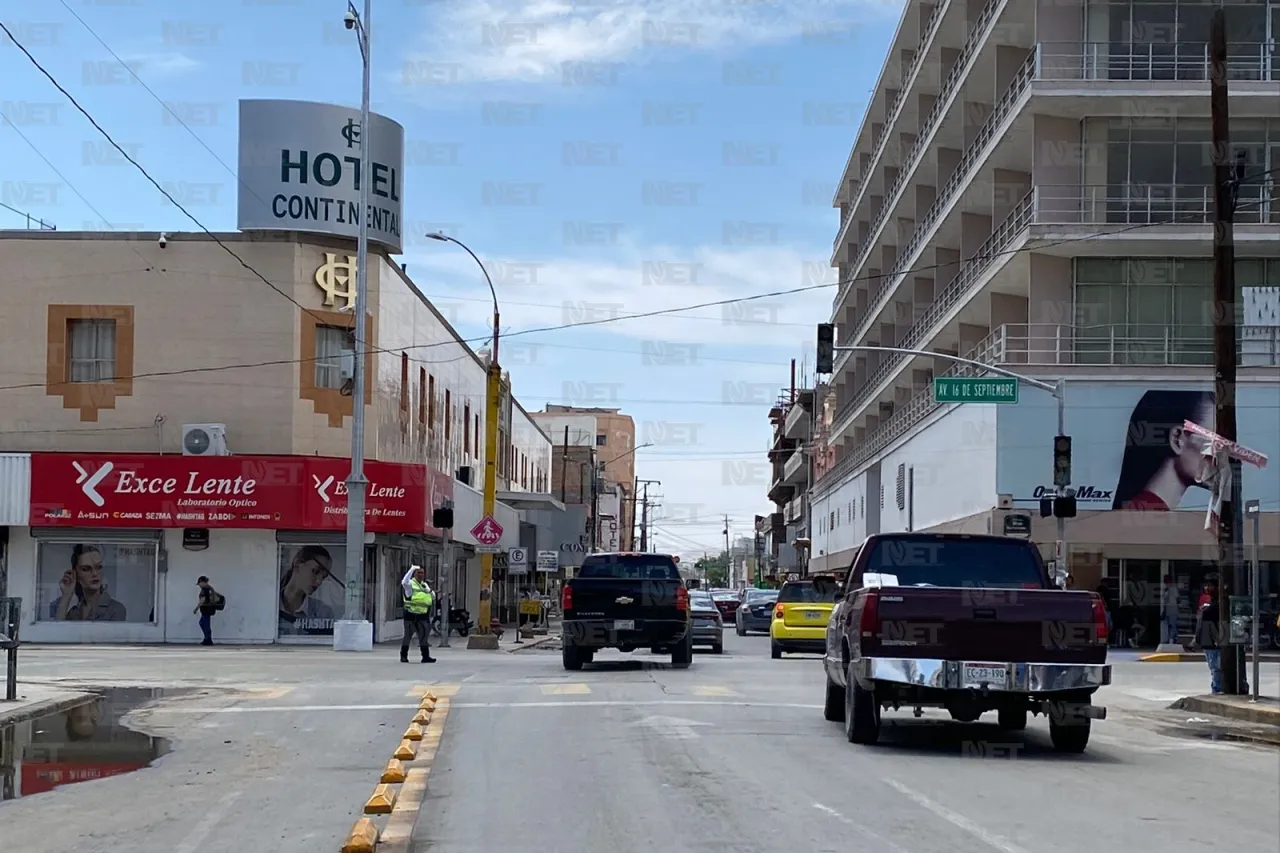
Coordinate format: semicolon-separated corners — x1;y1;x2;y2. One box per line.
868;587;1103;664
566;578;684;622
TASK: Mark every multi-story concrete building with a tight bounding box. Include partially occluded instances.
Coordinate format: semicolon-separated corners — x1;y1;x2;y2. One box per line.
811;0;1280;645
533;405;638;548
0;230;560;645
765;374;823;576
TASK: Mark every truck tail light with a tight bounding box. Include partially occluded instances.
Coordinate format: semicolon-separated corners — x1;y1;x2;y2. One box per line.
561;585;573;611
1089;593;1108;644
676;587;688;611
859;591;880;639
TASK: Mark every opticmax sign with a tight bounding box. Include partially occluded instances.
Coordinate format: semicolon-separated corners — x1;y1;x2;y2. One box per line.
236;99;405;253
28;454;445;534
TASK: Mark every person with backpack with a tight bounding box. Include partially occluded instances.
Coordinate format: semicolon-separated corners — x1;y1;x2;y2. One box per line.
194;576;223;646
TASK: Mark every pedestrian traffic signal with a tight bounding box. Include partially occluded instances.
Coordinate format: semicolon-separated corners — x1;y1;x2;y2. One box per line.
1053;435;1071;488
816;323;835;373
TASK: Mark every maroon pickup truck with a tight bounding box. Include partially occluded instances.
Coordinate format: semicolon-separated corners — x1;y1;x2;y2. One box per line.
822;532;1111;753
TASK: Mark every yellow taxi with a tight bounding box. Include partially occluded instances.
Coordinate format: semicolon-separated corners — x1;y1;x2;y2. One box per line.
770;577;839;659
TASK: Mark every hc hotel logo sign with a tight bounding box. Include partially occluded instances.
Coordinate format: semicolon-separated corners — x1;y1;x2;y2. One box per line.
315;253;357;310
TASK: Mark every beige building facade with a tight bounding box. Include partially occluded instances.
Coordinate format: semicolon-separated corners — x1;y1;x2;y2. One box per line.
535;406;638;549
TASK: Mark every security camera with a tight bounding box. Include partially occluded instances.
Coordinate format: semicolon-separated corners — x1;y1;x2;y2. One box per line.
343;10;357;29
158;232;168;249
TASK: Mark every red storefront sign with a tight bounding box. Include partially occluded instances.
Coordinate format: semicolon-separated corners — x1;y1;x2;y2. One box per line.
29;454;453;535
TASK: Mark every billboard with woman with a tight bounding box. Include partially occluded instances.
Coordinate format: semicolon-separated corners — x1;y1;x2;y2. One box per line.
997;383;1279;511
277;544;348;637
36;542;157;623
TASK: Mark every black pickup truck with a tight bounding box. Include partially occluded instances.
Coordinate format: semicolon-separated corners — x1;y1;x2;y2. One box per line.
560;552;693;670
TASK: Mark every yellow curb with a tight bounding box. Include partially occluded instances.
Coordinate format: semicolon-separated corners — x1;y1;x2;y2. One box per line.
340;817;379;853
404;723;424;741
412;710;431;725
393;739;417;760
379;696;451;853
363;783;399;815
381;759;407;784
1139;653;1185;662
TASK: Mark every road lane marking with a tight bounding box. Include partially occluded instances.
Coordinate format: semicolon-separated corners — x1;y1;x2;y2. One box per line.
173;790;242;853
243;686;294;700
692;685;738;697
143;699;824;713
812;804;911;853
540;683;591;695
885;779;1028;853
405;683;461;698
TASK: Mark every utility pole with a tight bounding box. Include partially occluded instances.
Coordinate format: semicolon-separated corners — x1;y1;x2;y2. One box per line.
634;478;660;551
1210;7;1248;695
723;516;732;586
560;426;569;503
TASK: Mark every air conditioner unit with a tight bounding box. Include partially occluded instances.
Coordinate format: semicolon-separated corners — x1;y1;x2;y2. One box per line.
997;494;1014;509
182;424;229;456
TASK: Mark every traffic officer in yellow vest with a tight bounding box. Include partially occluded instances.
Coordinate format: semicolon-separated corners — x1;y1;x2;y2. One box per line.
400;565;436;663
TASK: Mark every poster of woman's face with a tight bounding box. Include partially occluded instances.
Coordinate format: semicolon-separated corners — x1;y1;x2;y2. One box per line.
1113;390;1216;511
277;544;347;637
37;542;157;623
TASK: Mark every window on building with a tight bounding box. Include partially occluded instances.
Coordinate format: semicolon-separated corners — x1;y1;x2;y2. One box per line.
418;368;427;427
428;374;436;429
313;324;350;390
596;434;607;446
474;414;480;458
67;318;117;383
463;403;472;454
400;354;410;412
444;389;452;441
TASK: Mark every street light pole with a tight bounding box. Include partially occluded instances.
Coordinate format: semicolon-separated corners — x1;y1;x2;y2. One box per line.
426;232;501;650
335;0;374;652
833;345;1069;580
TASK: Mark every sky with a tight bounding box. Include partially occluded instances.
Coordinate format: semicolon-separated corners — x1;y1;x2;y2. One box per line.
0;0;900;558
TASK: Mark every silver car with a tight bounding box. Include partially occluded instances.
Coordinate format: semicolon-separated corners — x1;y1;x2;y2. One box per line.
689;592;724;653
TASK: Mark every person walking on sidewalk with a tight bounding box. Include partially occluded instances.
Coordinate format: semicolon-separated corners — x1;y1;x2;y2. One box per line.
400;565;436;663
194;576;221;646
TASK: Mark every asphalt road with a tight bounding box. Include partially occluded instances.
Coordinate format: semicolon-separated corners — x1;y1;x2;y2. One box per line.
417;631;1280;853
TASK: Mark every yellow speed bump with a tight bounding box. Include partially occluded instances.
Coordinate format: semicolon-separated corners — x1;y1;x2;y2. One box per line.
424;692;437;702
419;698;437;711
412;709;431;725
393;739;418;760
340;818;379;853
381;759;407;783
363;784;399;815
404;723;425;741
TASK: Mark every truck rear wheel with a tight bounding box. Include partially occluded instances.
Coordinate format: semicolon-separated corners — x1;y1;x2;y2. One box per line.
562;643;584;671
1048;699;1092;753
844;661;880;744
671;632;693;669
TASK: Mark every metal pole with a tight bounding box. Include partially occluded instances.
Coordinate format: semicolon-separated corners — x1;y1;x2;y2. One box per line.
438;519;451;648
1247;500;1261;701
336;0;373;652
1055;378;1068;581
1209;7;1246;693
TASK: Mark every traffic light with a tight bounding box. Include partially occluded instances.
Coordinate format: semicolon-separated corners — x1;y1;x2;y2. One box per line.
816;323;835;373
432;506;454;529
1053;435;1071;488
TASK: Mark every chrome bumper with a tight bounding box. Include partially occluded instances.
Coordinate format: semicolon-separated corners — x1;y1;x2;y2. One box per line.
852;657;1111;693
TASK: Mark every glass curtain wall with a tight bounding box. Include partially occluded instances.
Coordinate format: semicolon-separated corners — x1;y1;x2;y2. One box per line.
1088;117;1280;224
1085;0;1278;81
1074;257;1280;364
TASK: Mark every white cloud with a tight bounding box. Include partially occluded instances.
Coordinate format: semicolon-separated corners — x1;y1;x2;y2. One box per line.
400;240;835;349
121;52;200;76
404;0;901;84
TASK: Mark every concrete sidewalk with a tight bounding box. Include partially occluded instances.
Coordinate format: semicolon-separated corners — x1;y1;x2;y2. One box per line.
0;682;97;726
1172;694;1280;726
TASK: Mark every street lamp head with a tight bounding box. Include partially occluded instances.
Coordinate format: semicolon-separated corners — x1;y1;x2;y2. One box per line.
425;232;450;243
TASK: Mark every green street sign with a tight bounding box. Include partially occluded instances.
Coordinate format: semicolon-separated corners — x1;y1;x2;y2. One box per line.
933;376;1019;404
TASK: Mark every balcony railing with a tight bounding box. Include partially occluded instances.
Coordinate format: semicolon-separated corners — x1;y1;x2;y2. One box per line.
1038;42;1277;83
834;40;1280;349
833;190;1035;428
782;445;806;483
814;320;1280;496
834;0;953;252
1032;183;1280;226
994;323;1280;367
845;46;1036;346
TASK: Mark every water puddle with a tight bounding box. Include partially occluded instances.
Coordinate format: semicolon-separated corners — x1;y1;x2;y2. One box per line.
1;688;170;800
